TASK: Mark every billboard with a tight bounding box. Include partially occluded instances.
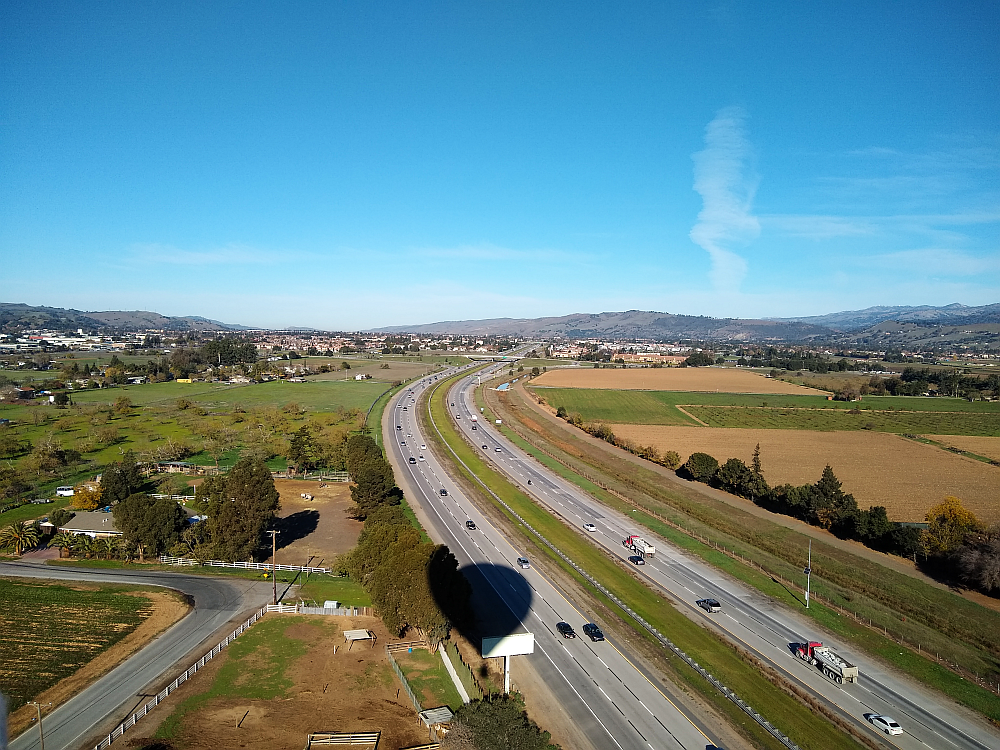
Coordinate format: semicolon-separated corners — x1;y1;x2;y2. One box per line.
481;632;534;658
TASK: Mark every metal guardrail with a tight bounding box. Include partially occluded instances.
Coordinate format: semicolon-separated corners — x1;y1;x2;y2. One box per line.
428;378;803;750
94;606;268;750
158;555;332;574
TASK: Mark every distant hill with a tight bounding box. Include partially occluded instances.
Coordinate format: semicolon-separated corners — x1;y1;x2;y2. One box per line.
776;303;1000;331
0;303;250;333
377;310;832;342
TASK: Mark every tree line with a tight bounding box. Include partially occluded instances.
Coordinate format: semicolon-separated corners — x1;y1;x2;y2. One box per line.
552;409;1000;595
340;435;471;641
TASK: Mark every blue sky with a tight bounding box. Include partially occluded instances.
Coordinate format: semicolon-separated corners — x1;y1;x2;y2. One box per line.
2;1;998;330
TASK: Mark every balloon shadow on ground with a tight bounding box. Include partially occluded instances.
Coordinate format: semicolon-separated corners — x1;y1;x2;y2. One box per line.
274;509;320;550
431;561;533;654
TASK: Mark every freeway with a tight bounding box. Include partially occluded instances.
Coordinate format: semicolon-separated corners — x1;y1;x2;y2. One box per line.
2;562;273;750
450;367;1000;750
387;365;728;750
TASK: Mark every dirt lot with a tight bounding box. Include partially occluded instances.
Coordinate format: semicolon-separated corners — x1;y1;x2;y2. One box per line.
273;479;363;566
925;435;1000;463
532;367;826;394
310;359;437;383
145;614;430;750
609;424;1000;523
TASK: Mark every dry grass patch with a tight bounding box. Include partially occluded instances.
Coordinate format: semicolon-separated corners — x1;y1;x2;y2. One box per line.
533;367;826;394
609;424;1000;524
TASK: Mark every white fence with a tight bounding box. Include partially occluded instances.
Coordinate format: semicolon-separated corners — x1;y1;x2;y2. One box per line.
150;494;196;501
94;605;268;750
159;555;332;574
266;602;374;616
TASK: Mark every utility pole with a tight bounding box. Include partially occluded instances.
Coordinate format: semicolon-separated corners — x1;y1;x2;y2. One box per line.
267;530;280;605
804;540;812;609
29;702;51;750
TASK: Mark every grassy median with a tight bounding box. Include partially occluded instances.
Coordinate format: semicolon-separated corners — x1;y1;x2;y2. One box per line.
426;372;870;750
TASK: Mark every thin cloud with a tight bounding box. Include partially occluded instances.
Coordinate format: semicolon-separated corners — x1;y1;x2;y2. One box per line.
127;243;296;265
867;248;1000;276
689;106;759;292
412;243;580;263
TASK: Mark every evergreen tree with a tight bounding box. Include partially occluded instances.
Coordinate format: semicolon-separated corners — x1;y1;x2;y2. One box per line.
101;451;144;505
205;457;280;561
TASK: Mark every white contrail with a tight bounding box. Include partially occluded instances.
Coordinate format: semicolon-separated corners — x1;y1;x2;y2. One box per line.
689;106;759;292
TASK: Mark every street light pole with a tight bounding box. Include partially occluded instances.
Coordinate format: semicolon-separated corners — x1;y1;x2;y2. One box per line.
267;529;280;605
804;540;812;609
28;702;51;750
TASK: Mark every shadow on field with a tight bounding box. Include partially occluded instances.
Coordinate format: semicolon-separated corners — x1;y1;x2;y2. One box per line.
274;509;320;549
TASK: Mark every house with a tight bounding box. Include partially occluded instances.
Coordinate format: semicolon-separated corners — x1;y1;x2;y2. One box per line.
15;387;35;400
58;511;122;539
127;376;147;385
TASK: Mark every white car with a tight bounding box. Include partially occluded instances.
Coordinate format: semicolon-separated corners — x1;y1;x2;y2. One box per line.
420;444;426;450
583;523;597;532
868;715;902;736
418;455;425;462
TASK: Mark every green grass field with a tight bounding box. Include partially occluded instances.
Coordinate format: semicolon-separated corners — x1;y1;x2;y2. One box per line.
0;579;154;711
394;648;464;711
533;386;1000;435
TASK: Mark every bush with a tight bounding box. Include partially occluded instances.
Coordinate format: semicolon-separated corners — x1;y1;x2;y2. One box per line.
679;452;719;483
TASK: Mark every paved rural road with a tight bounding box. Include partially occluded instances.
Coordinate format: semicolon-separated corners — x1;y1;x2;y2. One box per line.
387;363;725;750
450;369;1000;750
1;562;273;750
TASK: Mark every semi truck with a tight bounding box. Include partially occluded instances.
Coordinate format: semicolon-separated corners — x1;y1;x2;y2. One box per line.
794;641;859;685
623;535;655;557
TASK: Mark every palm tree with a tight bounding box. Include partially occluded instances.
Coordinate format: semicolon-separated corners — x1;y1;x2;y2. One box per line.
0;521;41;555
97;537;119;560
50;531;79;558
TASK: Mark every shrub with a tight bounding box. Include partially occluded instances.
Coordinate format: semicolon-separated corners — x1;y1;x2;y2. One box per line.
679;452;719;483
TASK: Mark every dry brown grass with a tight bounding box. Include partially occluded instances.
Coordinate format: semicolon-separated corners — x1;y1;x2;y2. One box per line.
608;424;1000;524
532;367;826;394
925;435;1000;463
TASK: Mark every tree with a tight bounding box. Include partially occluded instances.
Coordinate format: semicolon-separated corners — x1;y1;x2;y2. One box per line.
49;531;79;557
921;496;983;558
287;425;317;475
679;452;718;483
955;527;1000;594
683;352;714;367
205;457;280;561
74;483;103;511
445;694;559;750
113;493;187;560
202;427;237;470
53;392;70;408
806;466;858;531
0;521;40;555
49;507;74;528
715;458;754;496
101;451;144;505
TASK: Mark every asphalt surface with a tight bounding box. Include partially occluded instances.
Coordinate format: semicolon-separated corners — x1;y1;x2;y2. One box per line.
2;562;273;750
388;364;726;750
453;368;1000;750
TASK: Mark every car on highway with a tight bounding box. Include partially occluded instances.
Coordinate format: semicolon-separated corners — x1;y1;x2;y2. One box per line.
420;444;426;450
400;440;405;445
556;622;577;639
583;523;597;532
696;598;722;613
439;489;448;496
517;557;531;569
628;555;646;565
495;447;502;453
396;425;402;430
471;425;477;430
418;455;425;461
451;402;455;406
582;623;605;641
408;457;417;464
402;406;407;410
868;715;903;736
456;413;461;418
482;444;488;450
465;520;476;530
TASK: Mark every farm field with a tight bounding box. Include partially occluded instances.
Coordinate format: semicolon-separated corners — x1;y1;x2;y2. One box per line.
685;405;1000;435
925;435;1000;463
607;424;1000;524
532;386;1000;431
150;614;428;750
0;579;157;714
531;366;826;394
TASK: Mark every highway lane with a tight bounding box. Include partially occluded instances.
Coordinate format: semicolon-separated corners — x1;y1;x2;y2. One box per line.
388;368;727;750
452;369;1000;750
2;562;273;750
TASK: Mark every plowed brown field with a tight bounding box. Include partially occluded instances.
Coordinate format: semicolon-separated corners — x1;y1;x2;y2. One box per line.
609;424;1000;524
924;435;1000;463
532;367;825;394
